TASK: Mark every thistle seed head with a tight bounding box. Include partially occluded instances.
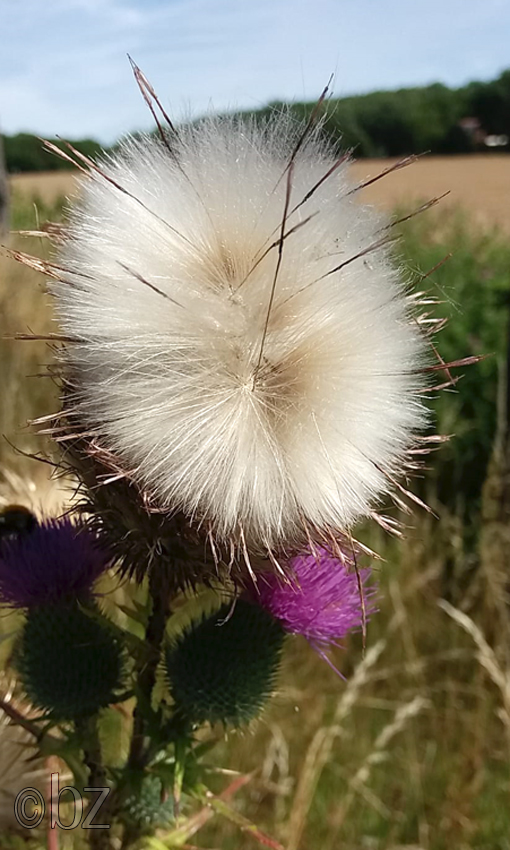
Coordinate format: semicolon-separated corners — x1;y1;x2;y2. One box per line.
51;112;428;561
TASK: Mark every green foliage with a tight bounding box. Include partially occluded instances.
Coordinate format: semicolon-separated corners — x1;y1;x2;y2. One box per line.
464;69;510;137
18;603;125;719
3;134;104;174
8;190;66;230
396;209;510;520
166;601;285;727
231;70;510;158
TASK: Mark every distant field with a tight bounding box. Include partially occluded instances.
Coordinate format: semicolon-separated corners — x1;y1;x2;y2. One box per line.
351;154;510;234
10;169;79;204
10;153;510;232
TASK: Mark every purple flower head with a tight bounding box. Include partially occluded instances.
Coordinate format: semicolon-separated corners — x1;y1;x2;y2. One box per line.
0;516;112;609
254;547;377;670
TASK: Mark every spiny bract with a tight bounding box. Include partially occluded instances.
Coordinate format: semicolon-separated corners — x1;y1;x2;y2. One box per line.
18;603;125;719
165;600;285;727
53;114;426;553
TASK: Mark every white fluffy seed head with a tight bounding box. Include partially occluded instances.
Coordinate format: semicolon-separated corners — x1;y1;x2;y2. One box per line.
53;115;427;551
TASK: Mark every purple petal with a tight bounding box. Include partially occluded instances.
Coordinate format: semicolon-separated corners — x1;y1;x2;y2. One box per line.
255;547;377;646
0;517;111;608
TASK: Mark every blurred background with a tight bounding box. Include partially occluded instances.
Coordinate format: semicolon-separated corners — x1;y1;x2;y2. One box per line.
1;1;510;848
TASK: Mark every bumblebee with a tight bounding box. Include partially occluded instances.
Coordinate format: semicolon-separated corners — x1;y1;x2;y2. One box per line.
0;505;37;541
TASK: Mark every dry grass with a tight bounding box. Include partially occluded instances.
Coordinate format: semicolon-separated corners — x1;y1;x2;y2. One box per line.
0;234;58;471
349;154;510;235
9;170;79;205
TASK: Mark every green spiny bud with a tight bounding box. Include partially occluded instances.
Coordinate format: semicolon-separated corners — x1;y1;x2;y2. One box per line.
123;775;174;830
18;603;125;719
165;600;285;728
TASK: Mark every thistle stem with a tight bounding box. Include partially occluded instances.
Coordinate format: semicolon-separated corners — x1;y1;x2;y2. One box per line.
79;716;107;788
118;569;171;849
127;567;171;770
76;716;115;850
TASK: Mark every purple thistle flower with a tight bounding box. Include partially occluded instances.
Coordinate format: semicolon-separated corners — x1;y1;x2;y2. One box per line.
0;516;112;608
253;547;377;673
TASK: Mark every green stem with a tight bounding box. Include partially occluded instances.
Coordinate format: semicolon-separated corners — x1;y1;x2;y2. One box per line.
127;568;171;771
76;716;115;850
78;716;107;789
120;568;172;849
173;734;187;818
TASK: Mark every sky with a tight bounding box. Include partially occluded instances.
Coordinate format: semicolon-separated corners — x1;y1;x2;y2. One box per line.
1;0;509;143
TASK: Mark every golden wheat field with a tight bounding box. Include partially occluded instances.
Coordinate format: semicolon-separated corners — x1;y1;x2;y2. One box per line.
1;156;510;850
10;152;510;231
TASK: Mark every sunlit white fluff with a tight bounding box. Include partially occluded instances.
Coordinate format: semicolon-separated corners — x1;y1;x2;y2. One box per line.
53;115;427;551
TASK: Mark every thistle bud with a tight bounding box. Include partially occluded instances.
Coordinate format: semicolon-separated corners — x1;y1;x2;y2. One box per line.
166;600;285;727
18;603;124;720
123;775;174;830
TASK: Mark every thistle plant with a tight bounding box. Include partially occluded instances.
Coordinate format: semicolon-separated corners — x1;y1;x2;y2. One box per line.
1;61;475;848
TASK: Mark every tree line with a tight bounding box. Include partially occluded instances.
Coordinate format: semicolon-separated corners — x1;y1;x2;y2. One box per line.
247;69;510;158
3;69;509;172
3;135;103;174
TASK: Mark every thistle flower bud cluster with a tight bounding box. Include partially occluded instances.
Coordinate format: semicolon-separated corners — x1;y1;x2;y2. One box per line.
18;601;125;720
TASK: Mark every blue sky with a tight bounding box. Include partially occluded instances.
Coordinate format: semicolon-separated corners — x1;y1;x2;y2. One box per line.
1;0;509;143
